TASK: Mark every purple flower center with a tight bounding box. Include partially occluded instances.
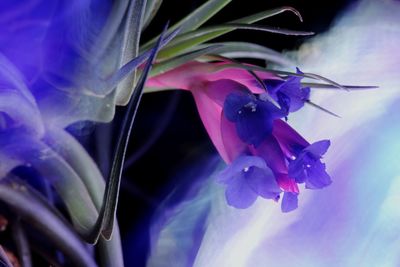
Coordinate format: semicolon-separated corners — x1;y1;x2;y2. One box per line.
288;140;332;189
223;92;284;147
264;68;310;113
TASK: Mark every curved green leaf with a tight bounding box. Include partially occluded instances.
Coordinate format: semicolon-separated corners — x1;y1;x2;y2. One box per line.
157;22;312;60
150;44;222;76
142;0;232;49
46;129;124;266
115;0;147;105
0;177;97;267
144;6;302;60
89;25;167;242
197;42;294;66
143;0;164;29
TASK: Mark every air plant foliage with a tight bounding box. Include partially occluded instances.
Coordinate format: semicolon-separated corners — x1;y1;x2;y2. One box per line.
0;0;376;266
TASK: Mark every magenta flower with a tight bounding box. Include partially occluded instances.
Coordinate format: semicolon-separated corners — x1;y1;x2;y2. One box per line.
147;61;331;212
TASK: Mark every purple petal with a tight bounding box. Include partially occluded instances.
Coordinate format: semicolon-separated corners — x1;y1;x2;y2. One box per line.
225;175;258;209
245;166;281;199
224;93;283;146
264;68;309;112
305;162;332;189
235;108;274;147
265;79;284;96
217;155;267;183
281;192;298;213
223;92;253;122
288;157;307;184
305;140;331;157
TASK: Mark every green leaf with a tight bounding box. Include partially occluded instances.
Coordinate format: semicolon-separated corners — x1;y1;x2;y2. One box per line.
4;135;99;242
303;100;340;117
302;83;378;90
143;0;164;29
157;22;312;59
300;72;348;91
142;0;232;49
115;0;147;105
46;129;124;266
233;6;303;24
150;44;222;76
0;177;97;267
197;41;293;66
209;63;348;90
145;6;302;60
99;28;180;94
92;25;167;241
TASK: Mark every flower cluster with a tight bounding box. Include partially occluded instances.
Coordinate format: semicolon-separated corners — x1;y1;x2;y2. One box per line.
147;61;331;212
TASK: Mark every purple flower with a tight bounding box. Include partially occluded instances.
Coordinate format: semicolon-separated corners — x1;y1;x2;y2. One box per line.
288;140;332;189
218;156;281;209
147;61;332;212
265;68;310;113
224;92;284;147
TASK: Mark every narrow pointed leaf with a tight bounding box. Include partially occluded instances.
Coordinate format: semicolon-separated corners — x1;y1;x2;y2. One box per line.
143;6;302;60
234;6;303;24
301;72;348;91
305;100;341;118
3;134;98;242
93;25;167;241
142;0;232;49
115;0;147;105
209;63;348;91
0;177;97;267
198;42;294;66
302;83;378;90
150;44;222;76
45;129;124;267
102;28;180;93
157;23;313;60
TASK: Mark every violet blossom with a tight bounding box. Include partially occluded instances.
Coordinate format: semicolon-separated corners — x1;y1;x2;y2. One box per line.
147;61;332;212
264;68;310;113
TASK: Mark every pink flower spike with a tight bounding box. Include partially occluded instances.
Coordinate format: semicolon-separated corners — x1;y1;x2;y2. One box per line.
220;112;247;163
192;79;249;163
146;61;280;94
